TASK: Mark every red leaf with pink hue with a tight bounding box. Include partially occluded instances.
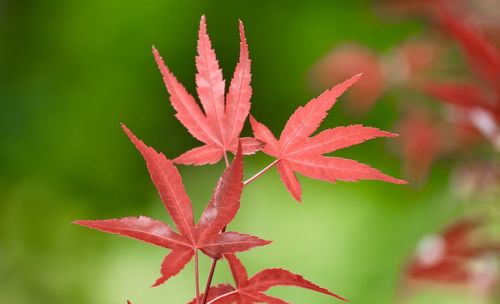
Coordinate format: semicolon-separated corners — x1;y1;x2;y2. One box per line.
153;17;261;166
193;254;346;303
251;75;405;201
74;126;269;286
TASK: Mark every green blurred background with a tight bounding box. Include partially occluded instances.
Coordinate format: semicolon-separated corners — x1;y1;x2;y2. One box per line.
0;0;474;303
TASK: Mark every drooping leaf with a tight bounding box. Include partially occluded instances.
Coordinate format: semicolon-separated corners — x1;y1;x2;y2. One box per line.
192;254;346;304
154;16;262;166
74;126;269;286
426;83;496;113
153;247;194;287
437;3;500;88
251;75;406;201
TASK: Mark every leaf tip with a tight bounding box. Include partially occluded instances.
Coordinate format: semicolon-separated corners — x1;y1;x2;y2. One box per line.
121;124;138;143
350;72;363;84
200;15;207;30
151;277;165;288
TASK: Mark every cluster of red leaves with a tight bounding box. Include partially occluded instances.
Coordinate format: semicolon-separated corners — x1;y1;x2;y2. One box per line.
153;17;404;202
426;2;500;149
75;16;405;303
250;80;406;201
406;219;500;293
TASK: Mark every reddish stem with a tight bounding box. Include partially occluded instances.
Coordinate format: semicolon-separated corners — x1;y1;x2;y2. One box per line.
223;152;230;167
201;158;280;304
195;250;201;304
243;158;280;186
200;228;225;304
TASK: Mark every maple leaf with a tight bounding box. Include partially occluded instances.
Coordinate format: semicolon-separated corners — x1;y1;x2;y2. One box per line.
250;74;406;201
74;125;270;286
190;254;347;303
153;16;262;166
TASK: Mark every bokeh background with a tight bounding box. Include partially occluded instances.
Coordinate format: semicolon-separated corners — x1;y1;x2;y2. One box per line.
0;0;498;303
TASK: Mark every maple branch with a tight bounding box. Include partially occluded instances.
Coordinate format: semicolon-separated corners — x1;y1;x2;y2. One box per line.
202;158;279;304
195;250;201;304
201;253;220;304
243;158;280;186
201;151;231;304
223;151;230;167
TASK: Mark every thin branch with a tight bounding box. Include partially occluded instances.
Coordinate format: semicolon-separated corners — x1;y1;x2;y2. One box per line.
243;158;280;186
223;151;230;167
200;242;223;304
201;158;280;304
195;250;201;304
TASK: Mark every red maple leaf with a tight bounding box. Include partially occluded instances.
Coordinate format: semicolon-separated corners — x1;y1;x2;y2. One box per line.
190;253;347;303
74;125;270;286
153;16;262;166
250;74;406;201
